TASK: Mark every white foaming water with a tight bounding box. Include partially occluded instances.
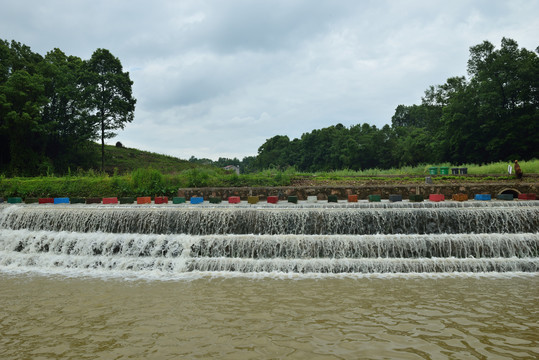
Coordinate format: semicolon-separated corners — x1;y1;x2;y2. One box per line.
1;229;537;279
1;203;538;234
0;202;537;279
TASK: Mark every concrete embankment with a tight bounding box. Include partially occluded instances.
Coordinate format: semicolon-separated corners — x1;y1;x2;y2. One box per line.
178;182;537;200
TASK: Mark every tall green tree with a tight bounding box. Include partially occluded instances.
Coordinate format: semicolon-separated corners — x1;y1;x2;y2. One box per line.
82;48;136;172
0;41;49;175
39;49;97;172
464;38;538;161
255;135;293;169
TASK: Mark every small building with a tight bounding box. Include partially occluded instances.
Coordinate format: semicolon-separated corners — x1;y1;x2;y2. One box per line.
224;165;240;175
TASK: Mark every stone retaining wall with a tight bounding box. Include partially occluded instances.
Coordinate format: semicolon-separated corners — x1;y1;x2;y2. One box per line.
178;183;537;200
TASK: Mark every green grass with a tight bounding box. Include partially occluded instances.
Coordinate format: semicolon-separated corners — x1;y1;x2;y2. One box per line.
312;159;539;177
0;168;294;198
0;159;536;198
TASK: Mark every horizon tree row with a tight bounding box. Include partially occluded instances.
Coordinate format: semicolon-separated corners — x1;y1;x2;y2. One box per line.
0;40;135;176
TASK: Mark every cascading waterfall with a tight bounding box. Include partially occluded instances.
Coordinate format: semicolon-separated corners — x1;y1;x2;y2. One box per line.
1;203;538;234
0;201;538;276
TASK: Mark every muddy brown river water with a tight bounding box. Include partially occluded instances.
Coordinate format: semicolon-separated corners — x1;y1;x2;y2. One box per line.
1;274;537;359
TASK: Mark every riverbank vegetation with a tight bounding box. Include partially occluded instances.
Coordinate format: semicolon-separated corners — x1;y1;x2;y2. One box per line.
1;160;537;199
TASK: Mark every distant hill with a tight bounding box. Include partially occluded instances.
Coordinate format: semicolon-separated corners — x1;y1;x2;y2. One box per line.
94;142;208;174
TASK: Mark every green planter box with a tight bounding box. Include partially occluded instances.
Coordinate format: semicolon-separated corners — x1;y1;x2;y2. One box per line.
428;167;438;175
496;194;513;201
209;197;222;204
439;167;449;175
25;198;39;204
328;195;338;203
120;197;135;204
409;194;424;202
173;197;186;204
288;196;298;204
368;195;381;202
8;197;22;204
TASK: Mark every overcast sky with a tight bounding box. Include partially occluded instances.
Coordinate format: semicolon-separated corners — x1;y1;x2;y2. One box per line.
2;0;538;160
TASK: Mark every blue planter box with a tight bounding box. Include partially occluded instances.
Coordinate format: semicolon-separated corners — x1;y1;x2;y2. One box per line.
54;197;70;204
190;197;204;204
389;194;402;202
474;194;491;201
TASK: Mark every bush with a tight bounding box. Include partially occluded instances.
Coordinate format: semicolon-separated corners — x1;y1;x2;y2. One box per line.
131;168;164;195
185;168;210;188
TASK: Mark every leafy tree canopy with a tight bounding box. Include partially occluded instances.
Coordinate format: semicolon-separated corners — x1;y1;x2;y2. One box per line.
0;40;136;176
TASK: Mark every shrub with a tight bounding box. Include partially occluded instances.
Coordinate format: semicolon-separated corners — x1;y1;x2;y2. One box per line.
131;168;164;195
185;168;210;188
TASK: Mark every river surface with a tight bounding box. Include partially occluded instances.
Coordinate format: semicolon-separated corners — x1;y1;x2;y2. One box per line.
1;273;537;359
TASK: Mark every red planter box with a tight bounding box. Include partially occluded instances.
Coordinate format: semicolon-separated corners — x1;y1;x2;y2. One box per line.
228;196;241;204
38;198;54;204
103;197;118;204
348;195;358;202
518;193;536;200
154;196;168;204
267;196;278;204
429;194;445;202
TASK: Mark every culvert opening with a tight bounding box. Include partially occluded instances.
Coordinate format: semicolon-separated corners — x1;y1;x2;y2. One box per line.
499;188;520;197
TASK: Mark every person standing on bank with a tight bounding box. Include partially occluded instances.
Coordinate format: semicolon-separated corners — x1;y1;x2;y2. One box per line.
514;160;523;180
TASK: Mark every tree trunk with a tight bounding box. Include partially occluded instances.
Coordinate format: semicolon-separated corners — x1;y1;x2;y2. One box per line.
101;114;105;173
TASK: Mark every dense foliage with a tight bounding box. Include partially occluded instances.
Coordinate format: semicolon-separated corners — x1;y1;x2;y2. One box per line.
0;40;135;176
202;38;537;173
2;159;538;198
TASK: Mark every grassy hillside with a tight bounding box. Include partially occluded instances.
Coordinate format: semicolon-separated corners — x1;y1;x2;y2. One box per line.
92;142;201;174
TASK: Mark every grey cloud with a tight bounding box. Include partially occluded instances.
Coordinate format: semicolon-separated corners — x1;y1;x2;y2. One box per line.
1;0;538;160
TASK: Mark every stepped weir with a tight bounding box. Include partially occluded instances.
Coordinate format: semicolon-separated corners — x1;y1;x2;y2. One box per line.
1;201;538;276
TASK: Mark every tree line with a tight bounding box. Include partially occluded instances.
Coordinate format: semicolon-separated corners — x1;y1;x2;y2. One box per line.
0;40;135;176
195;37;537;173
